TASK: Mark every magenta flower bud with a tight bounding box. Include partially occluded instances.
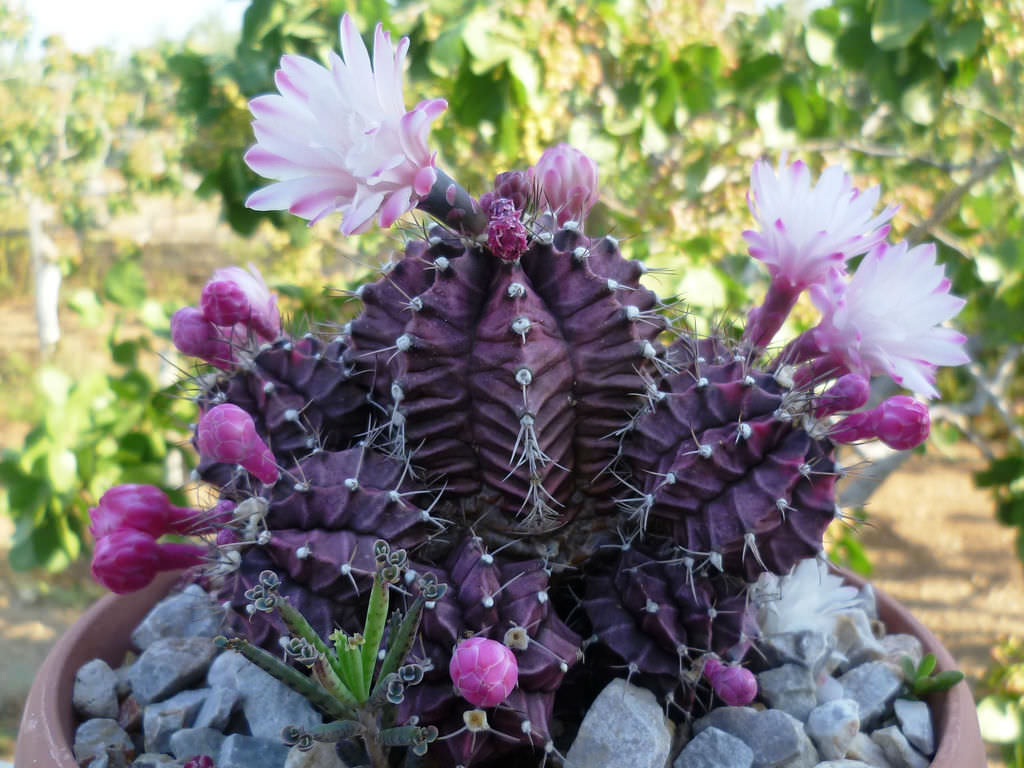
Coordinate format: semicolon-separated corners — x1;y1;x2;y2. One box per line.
703;657;757;706
170;307;233;370
89;484;204;538
487;199;529;262
199;264;281;341
532;143;599;225
197;403;279;484
830;395;930;450
449;637;518;708
91;529;205;594
815;373;871;417
873;395;931;449
216;527;242;547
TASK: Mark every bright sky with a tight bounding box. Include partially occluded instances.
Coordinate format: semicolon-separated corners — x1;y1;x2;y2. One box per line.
25;0;246;52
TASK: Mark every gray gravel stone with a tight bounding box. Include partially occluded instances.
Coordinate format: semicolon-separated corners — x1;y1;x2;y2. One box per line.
693;706;760;737
193;686;241;731
128;637;218;706
761;631;835;678
837;661;903;729
871;725;929;768
815;675;844;705
207;650;322;741
131;753;183;767
142;689;209;753
696;708;816;768
169;726;226;762
564;678;673;768
219;733;291;768
73;718;135;765
757;664;819;722
880;634;923;675
674;726;753;768
844;731;894;768
805;698;860;760
74;659;120;719
893;698;934;757
814;762;875;768
132;584;228;650
833;611;885;670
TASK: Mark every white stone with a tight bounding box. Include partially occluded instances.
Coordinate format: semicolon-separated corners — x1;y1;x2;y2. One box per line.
73;659;119;719
893;698;935;757
805;698;860;760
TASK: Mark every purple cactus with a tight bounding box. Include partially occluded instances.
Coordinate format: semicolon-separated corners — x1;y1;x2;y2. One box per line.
94;27;970;766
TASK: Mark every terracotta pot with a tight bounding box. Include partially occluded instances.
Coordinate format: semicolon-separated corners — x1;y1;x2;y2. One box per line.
15;570;985;767
15;571;183;768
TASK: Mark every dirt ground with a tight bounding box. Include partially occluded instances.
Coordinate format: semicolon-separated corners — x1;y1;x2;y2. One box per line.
0;449;1016;764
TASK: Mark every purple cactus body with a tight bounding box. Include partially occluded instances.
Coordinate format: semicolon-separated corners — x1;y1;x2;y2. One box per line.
346;224;664;529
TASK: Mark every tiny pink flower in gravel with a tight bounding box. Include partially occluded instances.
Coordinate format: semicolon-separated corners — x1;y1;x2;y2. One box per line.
830;395;931;450
244;14;446;235
91;529;206;594
702;657;757;706
170;307;234;370
200;264;280;341
197;403;279;484
807;241;969;398
183;756;215;768
89;484;206;539
744;155;897;290
532;143;599;226
449;636;518;708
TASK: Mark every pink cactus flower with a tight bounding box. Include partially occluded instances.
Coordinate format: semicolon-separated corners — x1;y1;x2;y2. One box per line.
244;14;446;235
743;156;897;347
91;528;206;594
200;264;281;341
702;657;757;706
830;395;931;450
532;143;599;226
170;307;234;370
89;484;207;539
744;156;896;290
449;637;519;708
197;403;279;484
806;241;969;398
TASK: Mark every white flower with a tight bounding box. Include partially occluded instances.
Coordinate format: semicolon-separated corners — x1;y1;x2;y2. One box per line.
743;156;897;289
754;558;861;637
809;241;969;398
244;14;445;235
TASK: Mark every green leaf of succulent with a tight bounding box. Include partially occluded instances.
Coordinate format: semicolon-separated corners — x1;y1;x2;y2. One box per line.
309;720;363;742
220;638;355;720
929;670;965;691
361;571;390;693
373;598;426;698
900;656;918;682
918;653;937;679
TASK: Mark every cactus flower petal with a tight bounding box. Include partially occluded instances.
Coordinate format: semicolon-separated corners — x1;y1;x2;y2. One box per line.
244;14;446;235
743;155;897;290
89;484;205;539
808;241;969;397
830;395;930;450
449;637;519;708
170;306;234;369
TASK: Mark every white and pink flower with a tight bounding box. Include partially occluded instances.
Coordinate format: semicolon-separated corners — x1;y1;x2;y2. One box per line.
807;241;969;398
744;156;897;290
244;14;445;235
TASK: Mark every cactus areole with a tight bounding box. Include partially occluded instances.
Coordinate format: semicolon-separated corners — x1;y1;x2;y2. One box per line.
88;14;970;768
